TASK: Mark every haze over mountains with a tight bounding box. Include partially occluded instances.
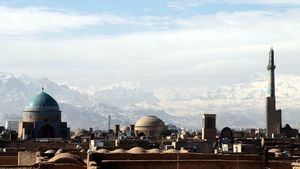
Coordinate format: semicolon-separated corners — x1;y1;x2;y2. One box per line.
0;72;299;130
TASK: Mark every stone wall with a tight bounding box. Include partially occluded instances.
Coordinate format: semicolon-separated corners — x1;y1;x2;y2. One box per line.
18;151;40;165
0;163;85;169
89;153;293;169
0;152;18;165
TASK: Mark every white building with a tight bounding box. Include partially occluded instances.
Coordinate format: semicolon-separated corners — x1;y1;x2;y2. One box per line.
5;121;19;131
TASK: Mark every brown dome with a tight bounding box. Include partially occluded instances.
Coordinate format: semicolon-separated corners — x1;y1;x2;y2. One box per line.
97;149;109;154
162;149;178;154
110;149;126;154
147;148;161;154
127;147;146;154
49;153;85;166
135;116;164;127
268;148;282;153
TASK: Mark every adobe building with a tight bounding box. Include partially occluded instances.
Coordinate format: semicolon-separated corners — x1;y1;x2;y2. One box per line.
134;115;165;138
202;114;216;141
88;148;293;169
18;90;70;140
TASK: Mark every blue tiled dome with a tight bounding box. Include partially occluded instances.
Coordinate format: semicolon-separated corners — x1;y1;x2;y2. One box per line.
27;91;59;110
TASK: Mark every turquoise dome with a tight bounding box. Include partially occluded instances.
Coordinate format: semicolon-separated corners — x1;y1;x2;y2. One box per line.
27;91;59;110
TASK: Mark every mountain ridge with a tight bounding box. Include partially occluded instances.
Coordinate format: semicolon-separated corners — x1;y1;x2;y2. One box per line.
0;72;299;130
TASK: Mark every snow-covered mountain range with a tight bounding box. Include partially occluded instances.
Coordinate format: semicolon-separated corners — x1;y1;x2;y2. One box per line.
0;72;299;130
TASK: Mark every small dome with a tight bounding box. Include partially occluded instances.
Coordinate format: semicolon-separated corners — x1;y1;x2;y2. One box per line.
97;149;109;154
135;116;165;127
147;148;161;154
162;149;178;154
49;153;85;165
110;149;126;154
179;147;188;153
127;147;146;154
268;148;282;153
193;136;201;140
26;91;59;110
220;127;233;139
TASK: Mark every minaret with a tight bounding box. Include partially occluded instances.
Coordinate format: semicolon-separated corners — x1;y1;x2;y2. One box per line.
266;48;282;138
267;47;275;98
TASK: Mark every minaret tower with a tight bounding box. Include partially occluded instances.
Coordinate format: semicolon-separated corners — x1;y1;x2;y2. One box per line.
268;47;276;98
266;47;282;138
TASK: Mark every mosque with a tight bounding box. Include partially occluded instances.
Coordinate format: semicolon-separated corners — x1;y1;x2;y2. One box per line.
18;90;70;140
134;115;165;138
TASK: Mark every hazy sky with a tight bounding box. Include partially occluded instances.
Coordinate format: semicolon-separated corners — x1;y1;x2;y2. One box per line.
1;0;300;88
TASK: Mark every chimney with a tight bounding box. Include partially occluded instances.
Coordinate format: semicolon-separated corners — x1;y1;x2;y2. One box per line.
130;124;135;137
108;115;111;132
115;124;120;138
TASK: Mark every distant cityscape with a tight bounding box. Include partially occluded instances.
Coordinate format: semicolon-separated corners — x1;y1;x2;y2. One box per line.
0;48;299;169
1;0;300;168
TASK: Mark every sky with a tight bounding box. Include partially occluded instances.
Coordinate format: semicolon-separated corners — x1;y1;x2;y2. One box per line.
1;0;300;88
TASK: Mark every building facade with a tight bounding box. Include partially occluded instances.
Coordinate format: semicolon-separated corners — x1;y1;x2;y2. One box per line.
5;121;19;131
18;91;70;140
134;115;165;138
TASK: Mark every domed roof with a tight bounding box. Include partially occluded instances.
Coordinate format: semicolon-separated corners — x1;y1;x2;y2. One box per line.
135;115;165;127
97;149;109;154
110;149;126;154
193;135;201;140
268;148;282;153
220;127;233;139
162;149;178;154
179;147;188;153
26;91;59;110
147;148;161;154
49;153;85;165
127;147;146;154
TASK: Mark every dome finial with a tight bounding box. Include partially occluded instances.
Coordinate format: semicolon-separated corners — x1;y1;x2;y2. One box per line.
42;84;44;92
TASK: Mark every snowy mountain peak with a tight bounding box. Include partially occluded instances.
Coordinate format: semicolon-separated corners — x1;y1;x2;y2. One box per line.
103;81;143;91
0;72;15;82
1;73;300;129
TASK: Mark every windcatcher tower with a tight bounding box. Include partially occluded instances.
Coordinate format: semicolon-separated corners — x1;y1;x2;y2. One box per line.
266;47;282;138
202;114;216;141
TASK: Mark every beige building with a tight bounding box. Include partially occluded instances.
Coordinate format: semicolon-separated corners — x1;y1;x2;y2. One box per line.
134;115;165;138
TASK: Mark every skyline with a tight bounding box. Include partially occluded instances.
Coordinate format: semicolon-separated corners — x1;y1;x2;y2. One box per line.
1;1;300;88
